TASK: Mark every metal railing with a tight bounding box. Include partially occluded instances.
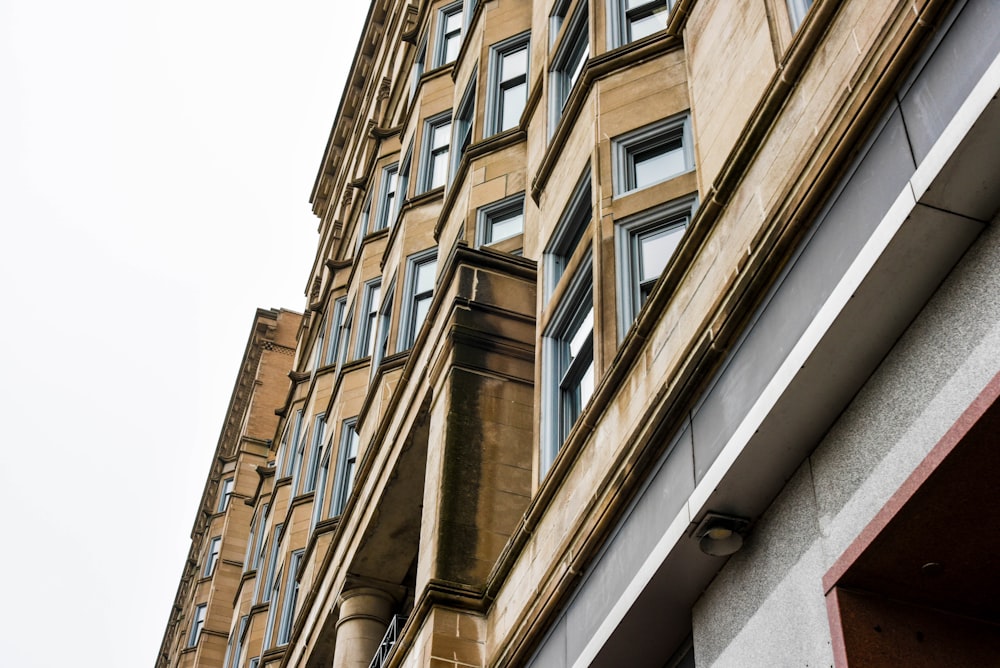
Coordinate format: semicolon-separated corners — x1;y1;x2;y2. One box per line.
368;614;407;668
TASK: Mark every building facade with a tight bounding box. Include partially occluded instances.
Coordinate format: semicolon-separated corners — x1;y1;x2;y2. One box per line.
160;0;1000;666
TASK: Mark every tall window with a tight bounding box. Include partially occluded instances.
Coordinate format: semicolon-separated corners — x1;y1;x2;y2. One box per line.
410;34;427;101
337;304;354;371
477;194;525;249
323;297;347;366
549;2;589;133
263;565;281;648
230;615;250;668
420;112;452;192
542;260;594;472
331;418;360;516
613;114;693;195
374;164;399;231
279;409;304;478
218;477;234;512
356;280;382;359
487;33;529;136
615;195;695;335
188;604;207;647
204;536;222;577
435;1;464;66
302;413;326;494
787;0;813;31
277;550;304;646
544;171;592;298
311;437;331;532
259;524;282;604
609;0;672;47
401;250;437;350
244;503;268;574
451;77;476;184
374;280;395;369
289;423;309;494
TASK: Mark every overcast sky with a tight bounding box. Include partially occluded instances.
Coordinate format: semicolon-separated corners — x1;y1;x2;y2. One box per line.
0;1;368;665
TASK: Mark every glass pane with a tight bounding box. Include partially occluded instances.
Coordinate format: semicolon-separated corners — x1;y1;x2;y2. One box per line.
489;209;523;242
579;360;595;406
629;6;668;40
569;38;588;89
415;260;436;292
501;47;527;81
568;307;593;359
445;32;461;63
430;152;448;188
500;82;527;131
413;296;431;334
638;224;685;281
445;10;462;33
433;122;451;149
633;143;685;189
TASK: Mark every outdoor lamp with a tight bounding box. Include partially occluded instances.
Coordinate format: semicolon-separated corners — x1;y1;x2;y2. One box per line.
695;513;750;557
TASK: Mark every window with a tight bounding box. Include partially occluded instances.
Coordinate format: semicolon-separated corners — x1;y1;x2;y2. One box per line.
249;659;259;668
277;550;304;646
410;34;427;101
302;413;326;494
337;303;354;371
613;114;692;195
544;171;592;298
311;314;325;373
357;190;373;251
451;77;476;183
787;0;813;31
400;251;437;350
279;409;304;478
188;603;207;647
373;279;395;369
311;437;331;531
323;297;347;366
477;194;525;248
420;112;452;193
289;423;309;493
609;0;672;47
398;144;413;213
542;259;594;472
549;2;589;132
259;524;283;604
615;195;695;334
226;615;249;668
218;477;234;512
244;503;268;573
374;164;399;231
204;536;221;577
435;2;464;66
263;565;281;648
356;280;382;359
487;33;529;136
331;418;360;516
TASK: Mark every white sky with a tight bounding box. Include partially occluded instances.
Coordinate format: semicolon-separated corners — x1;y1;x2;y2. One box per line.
0;1;369;665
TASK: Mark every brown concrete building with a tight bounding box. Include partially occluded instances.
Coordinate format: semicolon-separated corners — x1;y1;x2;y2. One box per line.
160;0;1000;665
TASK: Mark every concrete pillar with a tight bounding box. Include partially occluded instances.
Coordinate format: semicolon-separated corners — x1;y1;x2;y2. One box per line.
331;588;394;668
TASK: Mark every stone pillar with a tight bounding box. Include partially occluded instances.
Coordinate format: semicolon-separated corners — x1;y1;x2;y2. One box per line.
331;588;394;668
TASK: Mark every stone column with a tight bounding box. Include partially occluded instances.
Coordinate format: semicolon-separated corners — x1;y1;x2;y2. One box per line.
330;588;394;668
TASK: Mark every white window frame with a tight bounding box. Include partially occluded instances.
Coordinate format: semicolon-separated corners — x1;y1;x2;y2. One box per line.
541;256;594;473
311;434;332;532
356;279;382;359
204;536;222;577
263;564;281;648
612;113;693;195
373;278;395;370
451;76;476;184
280;409;304;478
419;111;452;193
543;170;592;299
608;0;673;48
331;418;360;516
276;550;304;646
434;1;464;67
400;250;438;351
218;477;234;512
477;193;525;249
614;194;696;337
374;163;399;231
337;303;354;371
486;32;530;136
259;523;283;604
188;603;207;647
549;1;589;134
323;297;347;366
302;413;326;494
289;423;309;494
787;0;813;31
244;502;268;574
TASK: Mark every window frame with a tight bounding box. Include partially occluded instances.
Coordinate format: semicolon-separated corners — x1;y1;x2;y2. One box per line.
419;111;453;193
399;249;438;351
451;75;476;184
608;0;673;48
614;194;696;337
311;434;332;532
204;536;222;577
302;413;326;494
486;32;530;137
373;277;395;370
218;477;234;512
276;550;304;646
323;297;347;366
410;33;427;101
549;1;589;135
541;256;595;473
477;193;525;250
355;279;382;360
434;1;464;67
258;523;283;604
373;163;399;232
188;603;207;647
330;418;360;516
543;169;592;299
787;0;813;31
612;113;693;196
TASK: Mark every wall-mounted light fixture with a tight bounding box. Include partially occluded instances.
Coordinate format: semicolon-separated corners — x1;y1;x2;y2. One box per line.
694;513;750;557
